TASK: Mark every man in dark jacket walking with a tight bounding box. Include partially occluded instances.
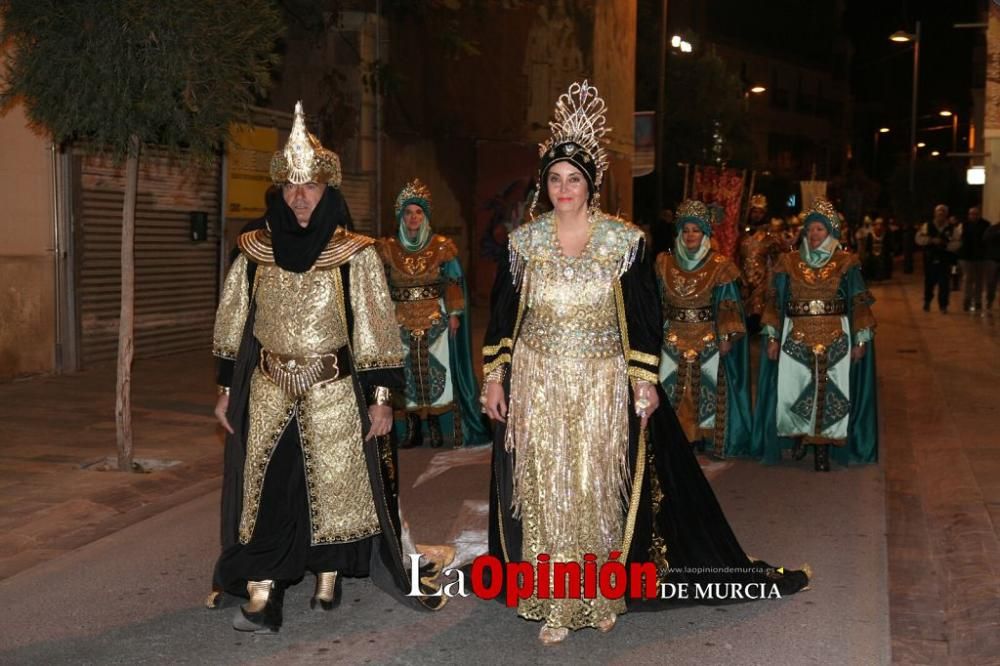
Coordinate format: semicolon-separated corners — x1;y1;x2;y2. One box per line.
958;206;991;311
915;204;961;313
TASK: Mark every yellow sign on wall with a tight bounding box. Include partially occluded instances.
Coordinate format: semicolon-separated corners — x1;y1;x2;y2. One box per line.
226;124;278;219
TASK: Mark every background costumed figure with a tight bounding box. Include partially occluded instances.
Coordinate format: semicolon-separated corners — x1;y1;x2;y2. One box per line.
377;180;490;448
752;198;879;471
656;199;752;458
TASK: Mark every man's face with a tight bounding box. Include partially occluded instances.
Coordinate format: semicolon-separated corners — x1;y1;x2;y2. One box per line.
282;182;325;227
933;205;948;223
403;204;426;235
750;207;766;224
969;207;981;222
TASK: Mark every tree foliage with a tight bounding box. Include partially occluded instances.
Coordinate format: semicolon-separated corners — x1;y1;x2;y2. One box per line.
0;0;284;158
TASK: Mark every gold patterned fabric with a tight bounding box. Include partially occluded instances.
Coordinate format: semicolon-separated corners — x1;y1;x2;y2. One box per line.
655;252;744;443
213;254;252;360
504;213;642;630
240;368;379;545
739;228;786;317
376;235;463;332
765;252;859;350
348;246;407;370
212;230;402;546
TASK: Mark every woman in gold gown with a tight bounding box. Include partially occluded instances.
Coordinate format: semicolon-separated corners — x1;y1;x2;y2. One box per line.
482;81;808;645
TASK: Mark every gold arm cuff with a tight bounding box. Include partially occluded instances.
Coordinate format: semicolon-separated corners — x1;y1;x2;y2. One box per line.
483;354;511;377
482;338;514;356
627;367;659;384
217;385;230;396
627;350;659;366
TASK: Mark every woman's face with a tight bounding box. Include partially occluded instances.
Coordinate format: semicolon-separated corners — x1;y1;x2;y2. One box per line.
402;204;425;236
806;221;830;249
682;222;705;250
546;161;589;216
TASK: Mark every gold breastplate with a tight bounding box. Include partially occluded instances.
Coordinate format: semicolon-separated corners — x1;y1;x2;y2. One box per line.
253;265;348;356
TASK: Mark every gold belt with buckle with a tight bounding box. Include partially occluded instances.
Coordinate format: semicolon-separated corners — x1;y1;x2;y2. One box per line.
664;304;713;323
390;284;442;302
259;347;351;397
786;299;846;317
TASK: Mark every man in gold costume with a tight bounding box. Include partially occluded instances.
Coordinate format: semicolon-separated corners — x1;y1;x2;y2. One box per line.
208;103;440;633
739;194;786;331
376;180;490;448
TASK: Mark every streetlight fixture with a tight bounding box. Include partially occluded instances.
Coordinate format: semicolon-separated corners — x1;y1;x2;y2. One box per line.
749;85;766;94
680;40;693;53
889;21;921;194
890;20;921;274
939;110;959;151
931;150;940;156
917;141;926;148
879;127;890;133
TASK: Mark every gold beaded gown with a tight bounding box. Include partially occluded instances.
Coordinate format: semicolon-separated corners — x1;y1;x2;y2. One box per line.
484;214;811;630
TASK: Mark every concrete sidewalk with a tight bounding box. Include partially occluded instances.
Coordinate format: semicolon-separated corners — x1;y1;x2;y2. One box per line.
0;351;224;580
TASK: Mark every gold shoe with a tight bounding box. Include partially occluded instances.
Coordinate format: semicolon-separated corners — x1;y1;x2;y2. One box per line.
415;543;456;579
538;625;569;645
310;571;340;611
596;614;617;633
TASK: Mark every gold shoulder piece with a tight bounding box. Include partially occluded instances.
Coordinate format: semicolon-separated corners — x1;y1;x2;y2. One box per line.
237;228;275;265
314;228;377;269
837;250;860;272
433;235;459;261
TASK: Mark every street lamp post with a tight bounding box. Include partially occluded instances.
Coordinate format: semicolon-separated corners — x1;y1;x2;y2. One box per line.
890;21;920;272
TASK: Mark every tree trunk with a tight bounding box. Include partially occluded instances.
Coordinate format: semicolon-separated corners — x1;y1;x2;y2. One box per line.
116;135;141;472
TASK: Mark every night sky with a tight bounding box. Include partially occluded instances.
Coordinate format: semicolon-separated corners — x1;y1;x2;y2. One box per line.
845;0;983;169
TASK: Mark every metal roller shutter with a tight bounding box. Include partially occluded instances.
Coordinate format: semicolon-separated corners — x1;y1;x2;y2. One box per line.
76;149;221;366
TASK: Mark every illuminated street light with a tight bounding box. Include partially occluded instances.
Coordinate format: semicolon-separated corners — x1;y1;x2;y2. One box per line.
889;30;915;42
967;166;986;185
879;127;890;133
680;40;693;53
939;110;953;117
931;150;940;156
671;35;681;48
749;85;766;94
917;142;926;148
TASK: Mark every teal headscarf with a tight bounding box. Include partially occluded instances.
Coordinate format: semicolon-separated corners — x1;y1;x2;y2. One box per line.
799;198;842;268
395;179;433;252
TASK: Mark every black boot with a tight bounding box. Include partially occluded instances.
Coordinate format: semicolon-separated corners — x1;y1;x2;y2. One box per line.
232;580;284;633
310;571;342;611
792;438;808;461
814;444;831;472
399;413;421;449
427;415;443;448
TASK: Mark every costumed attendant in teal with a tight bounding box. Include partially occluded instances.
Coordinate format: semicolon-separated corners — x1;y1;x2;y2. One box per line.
654;200;752;458
376;180;491;448
752;198;879;471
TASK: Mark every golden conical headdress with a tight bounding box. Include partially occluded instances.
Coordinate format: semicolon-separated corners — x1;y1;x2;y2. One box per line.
802;197;842;237
269;101;342;187
539;80;611;189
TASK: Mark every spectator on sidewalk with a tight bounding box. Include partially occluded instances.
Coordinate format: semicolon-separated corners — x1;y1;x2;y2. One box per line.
958;206;991;312
984;217;1000;312
915;204;960;313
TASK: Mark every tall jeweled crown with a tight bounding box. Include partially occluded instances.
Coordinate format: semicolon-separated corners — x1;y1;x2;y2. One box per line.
676;199;711;223
539;80;611;189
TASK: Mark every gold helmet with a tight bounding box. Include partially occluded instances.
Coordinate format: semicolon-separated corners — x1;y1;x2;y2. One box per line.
269;101;342;187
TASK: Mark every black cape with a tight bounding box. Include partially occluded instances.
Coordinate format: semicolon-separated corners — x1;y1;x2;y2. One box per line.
211;245;441;610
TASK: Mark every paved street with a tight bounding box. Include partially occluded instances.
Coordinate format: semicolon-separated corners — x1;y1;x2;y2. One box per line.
0;269;995;664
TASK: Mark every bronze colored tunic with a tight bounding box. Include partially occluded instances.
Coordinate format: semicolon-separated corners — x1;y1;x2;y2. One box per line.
761;251;876;445
739;228;786;317
376;235;464;416
213;227;403;545
654;252;743;444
